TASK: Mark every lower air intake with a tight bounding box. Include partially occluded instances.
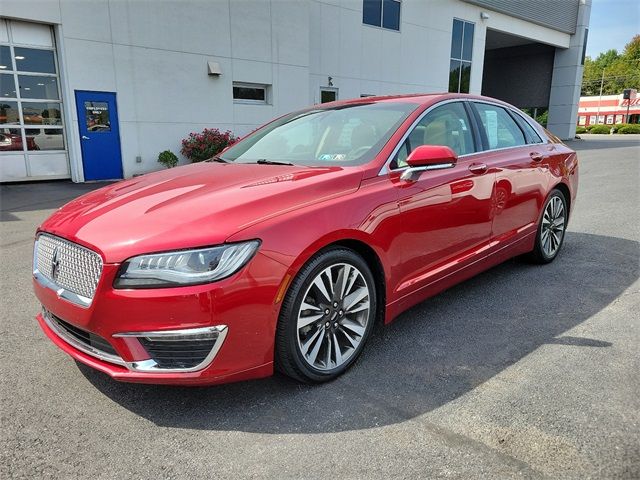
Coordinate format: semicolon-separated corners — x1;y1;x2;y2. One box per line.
138;336;218;370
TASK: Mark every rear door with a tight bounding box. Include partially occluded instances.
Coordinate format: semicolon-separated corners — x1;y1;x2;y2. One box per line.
388;101;495;294
469;101;546;241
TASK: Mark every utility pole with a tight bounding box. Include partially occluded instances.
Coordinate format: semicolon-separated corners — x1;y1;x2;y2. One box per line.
596;67;605;124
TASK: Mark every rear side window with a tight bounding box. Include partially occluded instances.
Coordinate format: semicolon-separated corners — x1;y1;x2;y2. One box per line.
513;113;544;144
474;103;526;150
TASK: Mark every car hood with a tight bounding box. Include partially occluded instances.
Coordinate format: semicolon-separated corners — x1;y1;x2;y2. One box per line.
40;162;363;263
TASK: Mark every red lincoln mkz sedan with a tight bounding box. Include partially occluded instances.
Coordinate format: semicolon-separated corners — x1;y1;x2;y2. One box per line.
33;93;578;385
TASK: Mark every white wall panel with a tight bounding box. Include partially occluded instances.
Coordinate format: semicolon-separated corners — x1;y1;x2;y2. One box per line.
271;0;310;67
113;45;233;125
27;153;69;177
232;59;273;86
63;38;117;92
229;0;272;62
0;1;61;25
338;7;362;78
59;0;112;43
318;2;341;75
0;155;27;181
108;0;232;57
275;64;311;114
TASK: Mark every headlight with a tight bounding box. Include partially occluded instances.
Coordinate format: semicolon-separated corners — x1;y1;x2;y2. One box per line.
114;240;260;288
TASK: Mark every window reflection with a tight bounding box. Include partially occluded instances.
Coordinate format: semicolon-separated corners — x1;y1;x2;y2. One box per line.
14;48;56;74
0;46;11;71
0;101;20;124
84;102;111;131
0;127;23;151
0;22;65;167
21;102;62;125
25;128;65;151
18;75;59;100
449;19;474;93
1;74;17;98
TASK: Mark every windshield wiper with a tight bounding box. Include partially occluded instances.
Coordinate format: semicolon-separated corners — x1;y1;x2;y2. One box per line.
206;155;229;163
255;159;295;166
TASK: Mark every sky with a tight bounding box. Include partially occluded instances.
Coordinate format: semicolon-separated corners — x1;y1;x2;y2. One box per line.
586;0;640;58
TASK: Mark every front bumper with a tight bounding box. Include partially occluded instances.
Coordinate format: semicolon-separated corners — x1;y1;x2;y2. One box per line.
34;250;288;385
42;308;229;372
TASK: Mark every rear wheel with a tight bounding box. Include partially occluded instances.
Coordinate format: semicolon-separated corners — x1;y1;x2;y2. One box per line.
275;248;376;383
526;189;568;264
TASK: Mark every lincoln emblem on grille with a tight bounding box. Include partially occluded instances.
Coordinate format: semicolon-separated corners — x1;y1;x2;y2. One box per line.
51;246;61;282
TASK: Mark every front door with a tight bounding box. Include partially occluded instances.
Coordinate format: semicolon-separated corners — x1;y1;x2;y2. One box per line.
75;91;123;181
389;101;495;296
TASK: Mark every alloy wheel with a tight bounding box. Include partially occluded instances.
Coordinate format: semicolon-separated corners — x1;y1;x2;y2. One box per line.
296;263;371;371
541;195;565;257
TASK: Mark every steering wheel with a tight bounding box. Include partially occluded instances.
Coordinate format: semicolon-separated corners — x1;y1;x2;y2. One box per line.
347;145;372;160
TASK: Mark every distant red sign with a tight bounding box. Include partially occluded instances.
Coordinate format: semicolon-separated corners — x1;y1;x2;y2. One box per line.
620;99;640;107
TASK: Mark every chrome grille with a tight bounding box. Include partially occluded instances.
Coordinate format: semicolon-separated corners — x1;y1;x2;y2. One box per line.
35;234;103;301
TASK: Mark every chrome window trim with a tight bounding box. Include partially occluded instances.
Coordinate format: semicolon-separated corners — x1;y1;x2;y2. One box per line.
42;308;127;366
400;162;456;182
113;326;229;373
33;236;96;308
378;98;550;176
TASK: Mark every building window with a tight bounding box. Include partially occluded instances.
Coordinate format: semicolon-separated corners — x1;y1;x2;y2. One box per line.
449;19;474;93
320;87;338;103
363;0;401;31
233;82;269;104
0;20;65;154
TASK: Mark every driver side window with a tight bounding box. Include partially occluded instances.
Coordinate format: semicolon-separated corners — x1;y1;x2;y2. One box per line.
394;102;475;168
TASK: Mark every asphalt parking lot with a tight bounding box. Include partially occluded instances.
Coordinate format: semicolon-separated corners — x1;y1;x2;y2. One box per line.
1;135;639;479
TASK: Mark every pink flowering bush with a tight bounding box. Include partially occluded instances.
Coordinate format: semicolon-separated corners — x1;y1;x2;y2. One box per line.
181;128;238;162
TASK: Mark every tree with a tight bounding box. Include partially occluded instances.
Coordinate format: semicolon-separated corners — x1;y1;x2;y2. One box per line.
581;35;640;96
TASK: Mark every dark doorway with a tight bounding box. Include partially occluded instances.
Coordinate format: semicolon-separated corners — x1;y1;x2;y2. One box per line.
481;29;556;125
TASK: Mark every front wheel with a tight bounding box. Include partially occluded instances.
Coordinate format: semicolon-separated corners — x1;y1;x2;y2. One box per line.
526;189;568;264
275;248;376;383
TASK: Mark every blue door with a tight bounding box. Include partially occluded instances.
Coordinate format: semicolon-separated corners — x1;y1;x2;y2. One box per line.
75;91;123;181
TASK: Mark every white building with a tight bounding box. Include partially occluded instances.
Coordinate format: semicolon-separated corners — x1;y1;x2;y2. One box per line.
0;0;591;183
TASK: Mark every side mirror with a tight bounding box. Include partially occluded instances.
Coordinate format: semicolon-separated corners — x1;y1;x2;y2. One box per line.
401;145;457;181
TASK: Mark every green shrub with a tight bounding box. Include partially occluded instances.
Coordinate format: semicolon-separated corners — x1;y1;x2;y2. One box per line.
588;125;611;134
617;124;640;134
585;124;597;131
158;149;179;168
609;123;630;133
535;110;548;127
575;126;587;134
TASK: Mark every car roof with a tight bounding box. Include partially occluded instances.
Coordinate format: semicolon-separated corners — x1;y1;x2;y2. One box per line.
322;92;517;110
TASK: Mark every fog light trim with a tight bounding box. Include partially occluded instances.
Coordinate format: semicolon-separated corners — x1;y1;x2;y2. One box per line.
113;326;228;373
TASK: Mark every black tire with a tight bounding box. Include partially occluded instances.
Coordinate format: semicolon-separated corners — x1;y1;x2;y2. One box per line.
525;189;568;264
275;247;377;383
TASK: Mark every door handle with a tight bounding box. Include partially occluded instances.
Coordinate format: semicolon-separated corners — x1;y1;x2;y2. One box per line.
468;163;488;175
82;135;90;140
530;152;544;162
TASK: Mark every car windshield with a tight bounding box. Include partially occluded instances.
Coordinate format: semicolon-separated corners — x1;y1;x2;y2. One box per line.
221;101;418;167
